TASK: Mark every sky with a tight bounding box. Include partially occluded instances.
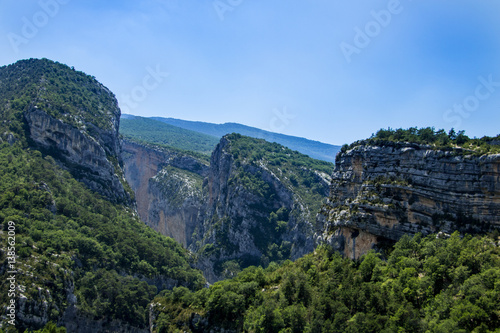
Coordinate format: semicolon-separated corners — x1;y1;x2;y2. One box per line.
0;0;499;145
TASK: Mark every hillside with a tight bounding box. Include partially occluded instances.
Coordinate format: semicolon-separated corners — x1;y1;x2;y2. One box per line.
151;232;500;332
122;114;341;162
0;59;205;332
120;116;219;156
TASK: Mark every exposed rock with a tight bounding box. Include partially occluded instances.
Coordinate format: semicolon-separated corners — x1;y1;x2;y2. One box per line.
122;140;208;247
24;107;130;203
123;136;328;283
319;143;500;258
1;132;16;145
188;136;323;282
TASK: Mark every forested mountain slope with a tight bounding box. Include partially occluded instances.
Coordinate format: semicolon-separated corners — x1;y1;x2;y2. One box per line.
120;116;219;156
151;232;500;332
0;59;205;332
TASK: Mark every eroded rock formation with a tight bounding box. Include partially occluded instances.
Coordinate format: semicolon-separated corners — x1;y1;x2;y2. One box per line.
24;106;130;203
318;142;500;258
122;140;208;247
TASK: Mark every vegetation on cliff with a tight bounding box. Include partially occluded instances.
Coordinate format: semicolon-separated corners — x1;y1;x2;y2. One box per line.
153;232;500;332
0;58;119;139
343;127;500;156
190;133;334;279
0;59;205;331
226;133;332;218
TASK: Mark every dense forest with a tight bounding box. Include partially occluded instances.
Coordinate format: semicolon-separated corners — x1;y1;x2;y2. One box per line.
0;139;205;331
153;232;500;332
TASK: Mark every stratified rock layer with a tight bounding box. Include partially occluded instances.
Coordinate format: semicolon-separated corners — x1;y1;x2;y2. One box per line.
319;143;500;258
25;107;129;203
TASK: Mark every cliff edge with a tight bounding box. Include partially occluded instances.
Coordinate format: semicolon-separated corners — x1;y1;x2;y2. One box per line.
319;141;500;259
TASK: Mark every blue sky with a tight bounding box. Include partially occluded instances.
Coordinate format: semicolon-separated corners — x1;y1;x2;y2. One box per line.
1;0;499;145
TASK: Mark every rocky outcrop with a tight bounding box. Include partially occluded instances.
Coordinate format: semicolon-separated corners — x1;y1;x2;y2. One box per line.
24;106;130;203
122;140;208;247
319;142;500;259
188;136;326;282
123;136;329;283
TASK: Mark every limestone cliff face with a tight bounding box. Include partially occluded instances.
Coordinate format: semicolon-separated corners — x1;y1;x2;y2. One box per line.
319;142;500;259
189;136;326;282
122;140;208;247
123;136;329;283
24;106;129;203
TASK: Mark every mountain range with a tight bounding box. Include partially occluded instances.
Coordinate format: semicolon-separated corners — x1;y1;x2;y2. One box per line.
121;114;341;162
1;58;499;333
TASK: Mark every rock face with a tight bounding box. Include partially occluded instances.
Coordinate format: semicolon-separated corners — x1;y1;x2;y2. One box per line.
190;137;320;282
122;140;208;247
25;107;129;203
123;136;330;282
319;142;500;259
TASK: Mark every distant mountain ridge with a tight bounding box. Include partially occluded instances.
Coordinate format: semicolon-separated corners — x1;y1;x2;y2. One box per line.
122;114;341;162
120;116;219;156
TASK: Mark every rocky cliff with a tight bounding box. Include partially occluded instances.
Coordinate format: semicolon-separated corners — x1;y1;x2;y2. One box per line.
122;140;208;247
318;142;500;259
190;136;323;282
25;107;129;203
0;58;130;203
122;135;332;283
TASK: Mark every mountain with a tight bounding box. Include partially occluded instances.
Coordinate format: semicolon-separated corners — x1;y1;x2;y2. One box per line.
122;134;334;283
145;128;500;333
3;59;500;332
318;128;500;259
0;59;205;332
122;114;341;162
120;116;219;156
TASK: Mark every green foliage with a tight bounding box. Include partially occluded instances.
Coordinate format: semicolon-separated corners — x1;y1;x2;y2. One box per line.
120;117;219;156
0;58;119;141
347;127;500;155
152;233;500;332
226;133;333;218
198;134;333;272
27;322;66;333
77;269;157;326
0;142;205;330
